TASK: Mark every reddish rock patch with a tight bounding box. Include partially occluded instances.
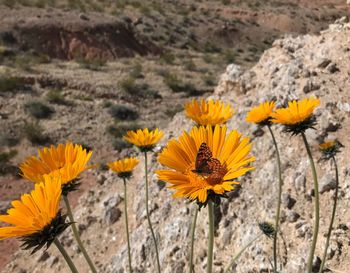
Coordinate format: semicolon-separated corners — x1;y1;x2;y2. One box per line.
0;7;161;60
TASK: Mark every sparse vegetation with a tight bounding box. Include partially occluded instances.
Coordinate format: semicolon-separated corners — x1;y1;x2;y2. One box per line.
2;0;15;8
128;1;142;9
22;121;49;144
202;53;214;64
14;53;51;71
73;94;94;101
0;150;18;164
67;0;85;11
102;100;113;108
223;50;236;64
0;76;26;93
155;68;169;77
129;63;144;79
183;59;197;71
45;89;70;105
204;42;221;53
107;121;140;138
112;138;133;151
139;4;151;15
24;101;54;119
160;52;176;65
75;55;106;71
0;134;19;147
248;45;259;54
163;73;200;95
165;104;183;118
119;77;161;99
108;104;139;121
114;0;127;9
202;74;216;87
0;149;18;175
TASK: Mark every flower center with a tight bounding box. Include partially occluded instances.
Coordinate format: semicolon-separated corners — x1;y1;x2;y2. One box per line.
186;163;227;187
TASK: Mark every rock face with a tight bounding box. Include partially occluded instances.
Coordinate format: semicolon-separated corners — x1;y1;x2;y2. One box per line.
2;19;350;273
0;7;161;60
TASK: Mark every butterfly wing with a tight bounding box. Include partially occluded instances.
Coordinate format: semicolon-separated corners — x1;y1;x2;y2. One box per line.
193;142;228;183
193;142;213;175
207;158;227;184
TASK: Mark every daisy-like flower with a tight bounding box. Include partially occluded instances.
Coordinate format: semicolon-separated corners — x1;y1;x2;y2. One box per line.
318;140;342;273
108;157;139;179
247;101;281;271
108;157;139;273
246;101;276;126
319;141;337;150
270;98;320;135
124;128;164;152
271;97;321;273
156;125;255;205
319;140;343;160
0;175;70;254
19;143;93;194
125;128;163;272
185;98;234;126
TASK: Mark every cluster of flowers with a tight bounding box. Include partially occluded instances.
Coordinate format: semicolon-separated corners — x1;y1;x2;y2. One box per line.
0;97;342;273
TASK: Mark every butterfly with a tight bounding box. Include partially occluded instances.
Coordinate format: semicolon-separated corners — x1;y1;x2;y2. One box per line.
192;142;227;183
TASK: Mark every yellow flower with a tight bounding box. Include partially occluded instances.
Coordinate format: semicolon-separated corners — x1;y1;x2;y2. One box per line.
108;157;139;178
270;98;320;135
185;98;234;126
319;141;336;150
19;143;93;186
319;140;343;160
270;98;320;125
124;128;164;152
0;176;70;253
246;101;276;125
156;125;255;204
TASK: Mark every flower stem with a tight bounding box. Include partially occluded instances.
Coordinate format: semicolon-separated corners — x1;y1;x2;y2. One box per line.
63;195;98;273
54;238;79;273
123;178;133;273
301;133;320;273
267;125;283;273
319;156;339;273
207;200;214;273
189;206;198;273
224;233;263;273
144;152;161;273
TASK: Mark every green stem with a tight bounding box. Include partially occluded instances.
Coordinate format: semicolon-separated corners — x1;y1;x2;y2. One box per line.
207;201;214;273
267;125;283;273
123;178;133;273
54;238;79;273
189;206;198;273
224;233;263;273
63;195;98;273
144;152;161;273
301;133;320;273
319;157;339;273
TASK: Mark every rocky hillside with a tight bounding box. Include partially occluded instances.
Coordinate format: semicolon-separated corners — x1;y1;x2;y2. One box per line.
2;17;350;273
0;7;161;60
2;1;350;66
